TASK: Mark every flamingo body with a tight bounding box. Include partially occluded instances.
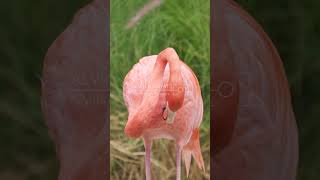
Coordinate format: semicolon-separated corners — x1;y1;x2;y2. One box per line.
123;48;204;180
124;55;202;141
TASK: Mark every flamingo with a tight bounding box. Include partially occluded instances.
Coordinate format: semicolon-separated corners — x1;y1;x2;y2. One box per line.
123;48;205;180
212;0;299;180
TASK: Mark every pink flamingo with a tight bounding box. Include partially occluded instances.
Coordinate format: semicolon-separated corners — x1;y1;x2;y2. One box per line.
123;48;205;180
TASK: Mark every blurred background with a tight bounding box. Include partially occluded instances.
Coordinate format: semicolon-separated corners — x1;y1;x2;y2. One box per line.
0;0;319;179
0;0;91;179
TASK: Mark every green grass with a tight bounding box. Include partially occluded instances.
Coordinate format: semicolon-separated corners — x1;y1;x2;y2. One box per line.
110;0;210;179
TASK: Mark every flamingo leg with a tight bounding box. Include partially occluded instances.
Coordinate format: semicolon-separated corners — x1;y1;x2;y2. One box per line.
176;144;182;180
144;138;152;180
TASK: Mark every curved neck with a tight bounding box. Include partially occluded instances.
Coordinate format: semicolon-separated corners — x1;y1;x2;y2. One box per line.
142;48;185;112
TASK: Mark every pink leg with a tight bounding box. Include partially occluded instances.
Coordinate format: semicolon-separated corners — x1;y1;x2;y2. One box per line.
176;144;182;180
144;139;152;180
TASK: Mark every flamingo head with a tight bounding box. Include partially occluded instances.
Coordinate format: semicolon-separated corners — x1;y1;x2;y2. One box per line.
124;96;168;138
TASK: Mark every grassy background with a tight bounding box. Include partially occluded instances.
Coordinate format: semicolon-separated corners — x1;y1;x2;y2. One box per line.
0;0;319;179
110;0;210;179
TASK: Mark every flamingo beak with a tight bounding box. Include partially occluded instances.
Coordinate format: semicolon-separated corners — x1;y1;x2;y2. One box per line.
166;103;176;124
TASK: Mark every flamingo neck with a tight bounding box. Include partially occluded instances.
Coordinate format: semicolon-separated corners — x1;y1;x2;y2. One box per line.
143;48;185;112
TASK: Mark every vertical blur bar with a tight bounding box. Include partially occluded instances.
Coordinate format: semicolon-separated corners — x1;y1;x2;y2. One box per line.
41;0;110;179
106;0;110;178
105;0;110;178
211;0;239;164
